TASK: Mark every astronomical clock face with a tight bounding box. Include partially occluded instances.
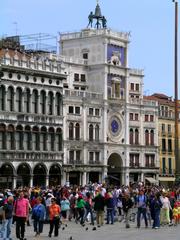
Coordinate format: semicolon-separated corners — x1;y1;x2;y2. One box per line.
109;116;121;137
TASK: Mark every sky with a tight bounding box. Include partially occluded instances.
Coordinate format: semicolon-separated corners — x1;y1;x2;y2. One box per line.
1;0;179;97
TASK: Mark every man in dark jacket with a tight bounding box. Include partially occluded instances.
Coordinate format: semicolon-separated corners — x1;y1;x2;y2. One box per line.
122;191;134;228
93;191;105;227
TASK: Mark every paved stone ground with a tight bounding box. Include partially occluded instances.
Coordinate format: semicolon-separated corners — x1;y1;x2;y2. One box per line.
11;219;180;240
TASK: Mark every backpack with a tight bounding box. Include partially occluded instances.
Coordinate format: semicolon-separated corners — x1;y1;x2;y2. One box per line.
32;205;41;220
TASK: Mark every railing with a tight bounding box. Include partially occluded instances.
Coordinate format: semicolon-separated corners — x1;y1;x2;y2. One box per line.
64;89;103;100
0;151;63;161
129;98;158;107
60;28;130;41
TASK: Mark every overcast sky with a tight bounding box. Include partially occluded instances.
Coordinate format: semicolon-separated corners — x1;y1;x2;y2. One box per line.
1;0;179;97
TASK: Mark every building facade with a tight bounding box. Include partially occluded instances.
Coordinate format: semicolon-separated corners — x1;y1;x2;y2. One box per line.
145;93;180;186
0;25;160;187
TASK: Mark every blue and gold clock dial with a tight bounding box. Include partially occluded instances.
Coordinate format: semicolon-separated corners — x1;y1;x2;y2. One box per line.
111;119;119;133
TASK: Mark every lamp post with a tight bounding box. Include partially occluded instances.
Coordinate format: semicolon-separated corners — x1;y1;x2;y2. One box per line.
173;0;180;181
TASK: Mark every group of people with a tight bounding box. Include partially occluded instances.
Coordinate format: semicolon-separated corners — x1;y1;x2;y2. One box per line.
0;182;180;239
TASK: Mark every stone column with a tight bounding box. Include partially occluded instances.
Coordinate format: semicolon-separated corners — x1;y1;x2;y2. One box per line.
46;175;49;187
52;96;55;115
30;175;33;188
4;90;7;111
141;172;144;182
61;171;66;186
12;176;17;189
21;91;25;113
82;172;87;186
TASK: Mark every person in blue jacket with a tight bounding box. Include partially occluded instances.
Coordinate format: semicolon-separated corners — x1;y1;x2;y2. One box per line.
32;196;46;237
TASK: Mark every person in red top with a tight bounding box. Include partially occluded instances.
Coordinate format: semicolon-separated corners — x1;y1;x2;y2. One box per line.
48;198;60;238
14;190;29;240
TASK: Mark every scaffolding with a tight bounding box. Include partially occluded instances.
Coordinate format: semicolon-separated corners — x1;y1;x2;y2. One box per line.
0;33;58;53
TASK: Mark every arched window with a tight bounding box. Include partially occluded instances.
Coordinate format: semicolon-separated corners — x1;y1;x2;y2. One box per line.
135;129;139;145
7;125;15;150
40;127;47;151
24;126;31;150
0;85;5;111
0;124;6;149
69;122;74;140
56;128;62;151
7;87;14;111
75;123;80;140
49;128;55;151
16;88;23;112
16;125;23;150
89;124;93;141
150;130;154;145
32;90;38;114
129;128;133;144
95;125;99;141
40;90;46;114
24;88;31;113
48;92;53;115
145;129;149;145
32;126;40;151
55;92;62;116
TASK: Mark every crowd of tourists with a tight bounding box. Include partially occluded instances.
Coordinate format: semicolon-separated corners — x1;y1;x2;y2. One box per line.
0;182;180;239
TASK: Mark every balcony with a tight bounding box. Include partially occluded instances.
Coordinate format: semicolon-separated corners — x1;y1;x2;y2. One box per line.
159;169;175;176
0;150;63;162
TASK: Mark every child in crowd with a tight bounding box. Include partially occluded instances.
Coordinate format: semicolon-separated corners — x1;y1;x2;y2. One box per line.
172;202;179;225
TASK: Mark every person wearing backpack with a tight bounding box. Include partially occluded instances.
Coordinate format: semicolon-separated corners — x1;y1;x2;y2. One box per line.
32;197;46;238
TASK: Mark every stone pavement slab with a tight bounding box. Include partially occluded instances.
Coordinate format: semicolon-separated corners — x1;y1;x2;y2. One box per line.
11;221;180;240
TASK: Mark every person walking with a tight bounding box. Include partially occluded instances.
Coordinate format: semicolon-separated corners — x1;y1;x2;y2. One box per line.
48;198;60;238
14;190;29;240
93;190;105;227
122;191;134;228
32;196;46;238
150;192;162;229
136;189;148;228
4;195;14;239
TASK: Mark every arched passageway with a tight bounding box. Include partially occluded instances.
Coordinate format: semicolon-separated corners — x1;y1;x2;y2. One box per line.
33;164;46;187
0;164;14;188
17;164;31;187
107;153;123;185
49;164;61;186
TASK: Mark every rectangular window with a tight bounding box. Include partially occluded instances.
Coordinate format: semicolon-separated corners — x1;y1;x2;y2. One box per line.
168;158;172;174
69;151;74;163
135;84;139;91
168;124;171;133
89;152;94;163
135;113;138;121
168;139;172;152
130;83;134;91
162;158;166;174
81;74;86;82
83;53;88;59
76;150;81;163
74;73;79;81
75;106;80;115
95;109;100;116
129;154;134;167
129;113;133;121
69;106;74;114
95;152;100;162
162;124;165;133
145;115;148;122
89;108;93;116
150;115;154;122
135;154;139;167
162;138;166;151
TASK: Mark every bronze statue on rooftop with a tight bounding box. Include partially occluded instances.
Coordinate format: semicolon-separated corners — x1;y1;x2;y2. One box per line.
87;0;107;29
